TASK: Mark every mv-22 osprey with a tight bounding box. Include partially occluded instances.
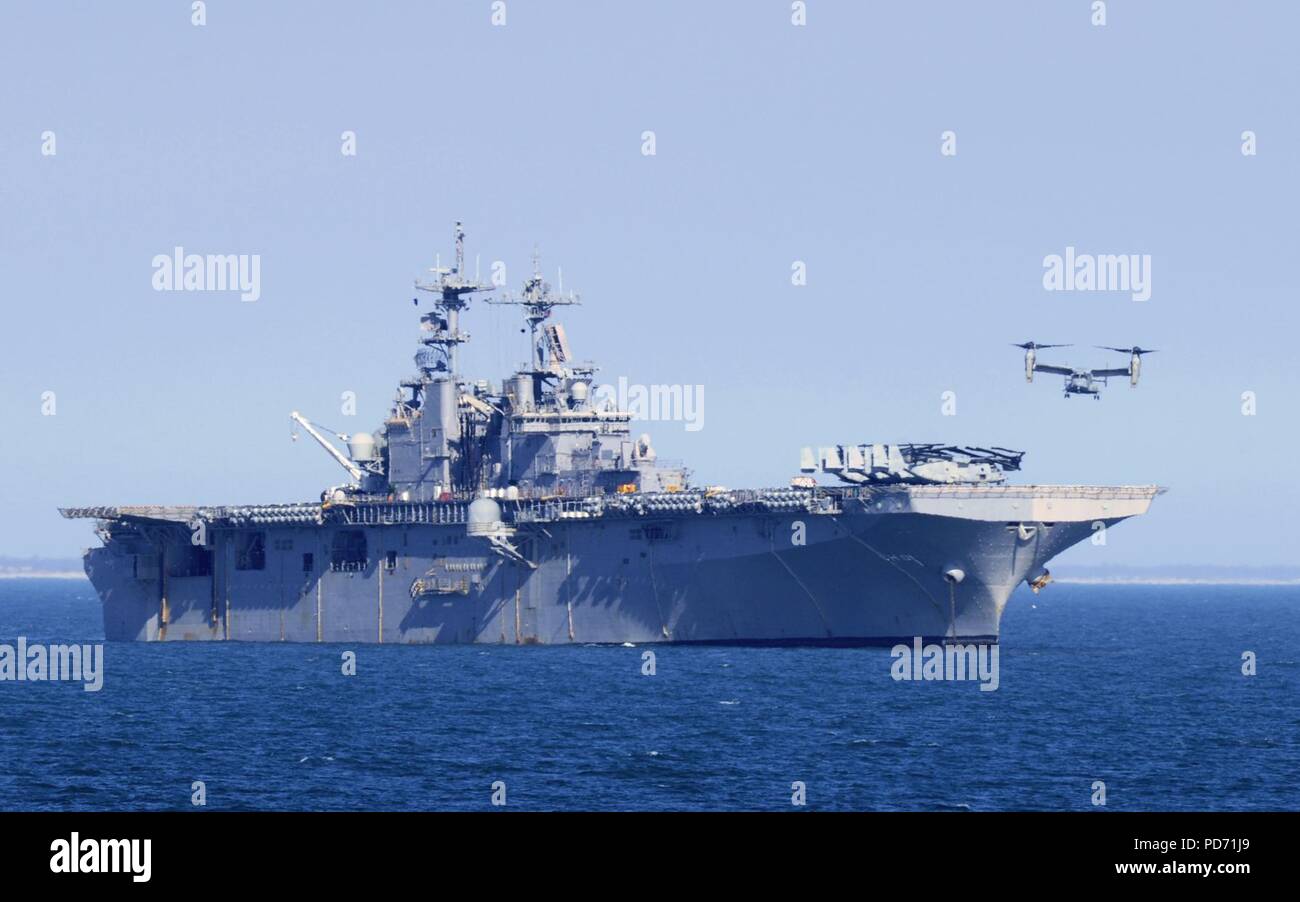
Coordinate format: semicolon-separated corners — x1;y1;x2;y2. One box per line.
1013;342;1156;399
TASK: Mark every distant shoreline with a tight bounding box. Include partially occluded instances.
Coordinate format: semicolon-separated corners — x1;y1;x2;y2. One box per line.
1054;577;1300;587
0;572;86;580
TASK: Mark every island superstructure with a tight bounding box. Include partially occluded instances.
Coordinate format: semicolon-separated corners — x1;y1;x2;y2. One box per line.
62;224;1160;645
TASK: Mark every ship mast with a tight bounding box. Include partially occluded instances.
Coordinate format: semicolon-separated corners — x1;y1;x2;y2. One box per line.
486;248;580;372
414;221;494;379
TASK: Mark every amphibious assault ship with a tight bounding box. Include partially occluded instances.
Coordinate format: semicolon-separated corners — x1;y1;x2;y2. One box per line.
62;224;1160;645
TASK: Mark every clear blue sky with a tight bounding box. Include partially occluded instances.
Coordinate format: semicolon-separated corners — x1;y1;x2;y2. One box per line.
1;1;1296;566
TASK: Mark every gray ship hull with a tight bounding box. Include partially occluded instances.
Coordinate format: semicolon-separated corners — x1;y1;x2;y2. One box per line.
69;485;1159;645
59;229;1163;646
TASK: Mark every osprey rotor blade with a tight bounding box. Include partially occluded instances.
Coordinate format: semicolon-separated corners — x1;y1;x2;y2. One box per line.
1097;345;1158;356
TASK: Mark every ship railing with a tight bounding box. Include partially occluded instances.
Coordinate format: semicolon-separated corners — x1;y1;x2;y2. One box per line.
512;498;593;523
906;484;1163;499
335;502;468;526
829;484;1162;501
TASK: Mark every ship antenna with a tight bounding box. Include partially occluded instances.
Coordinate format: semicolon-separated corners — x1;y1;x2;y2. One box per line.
486;245;581;373
413;220;495;380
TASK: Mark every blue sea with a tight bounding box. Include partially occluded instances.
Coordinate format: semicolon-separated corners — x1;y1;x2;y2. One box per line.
0;579;1296;811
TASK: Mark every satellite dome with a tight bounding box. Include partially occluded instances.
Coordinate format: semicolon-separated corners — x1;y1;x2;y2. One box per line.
467;496;504;536
347;432;377;462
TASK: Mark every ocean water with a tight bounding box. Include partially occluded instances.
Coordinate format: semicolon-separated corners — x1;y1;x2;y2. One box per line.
0;579;1296;811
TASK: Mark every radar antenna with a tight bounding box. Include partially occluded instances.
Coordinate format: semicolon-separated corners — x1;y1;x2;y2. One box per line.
485;248;580;372
413;221;495;379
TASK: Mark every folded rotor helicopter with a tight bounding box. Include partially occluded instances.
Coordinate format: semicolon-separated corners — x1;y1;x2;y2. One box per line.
1013;342;1156;399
